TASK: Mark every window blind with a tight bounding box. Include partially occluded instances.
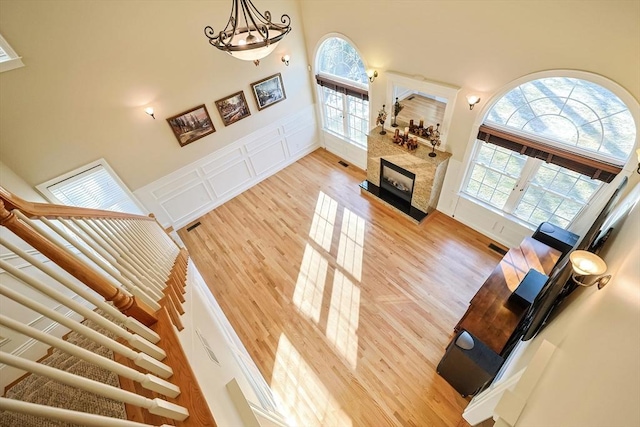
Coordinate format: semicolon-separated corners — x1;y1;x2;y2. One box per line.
47;165;144;214
477;124;622;183
315;74;369;101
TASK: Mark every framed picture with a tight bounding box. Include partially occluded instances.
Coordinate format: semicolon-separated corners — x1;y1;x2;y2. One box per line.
215;91;251;126
250;73;286;111
166;104;215;147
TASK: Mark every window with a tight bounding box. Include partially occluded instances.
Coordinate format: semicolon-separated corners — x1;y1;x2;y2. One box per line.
0;34;24;73
36;160;145;215
315;37;369;147
463;76;636;229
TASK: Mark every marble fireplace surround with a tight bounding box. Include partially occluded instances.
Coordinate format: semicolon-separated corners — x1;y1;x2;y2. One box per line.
365;131;451;217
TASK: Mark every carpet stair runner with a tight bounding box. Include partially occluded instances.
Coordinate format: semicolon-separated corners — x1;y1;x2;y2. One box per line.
0;313;128;426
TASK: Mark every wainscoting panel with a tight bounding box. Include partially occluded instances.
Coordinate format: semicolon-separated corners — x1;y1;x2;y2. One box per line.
201;147;245;176
286;125;317;157
208;160;253;199
161;182;215;225
134;105;319;230
244;128;282;153
322;131;367;170
248;140;288;177
151;170;201;200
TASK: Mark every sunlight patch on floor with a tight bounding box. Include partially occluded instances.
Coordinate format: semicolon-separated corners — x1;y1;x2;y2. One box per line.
336;208;365;282
309;191;338;252
326;270;360;369
271;334;353;427
293;243;328;323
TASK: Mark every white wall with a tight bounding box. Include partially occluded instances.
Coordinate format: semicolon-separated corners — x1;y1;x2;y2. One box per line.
0;0;313;193
0;161;47;203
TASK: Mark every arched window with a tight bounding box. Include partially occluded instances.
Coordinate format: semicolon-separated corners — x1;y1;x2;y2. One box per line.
463;76;636;229
315;37;369;147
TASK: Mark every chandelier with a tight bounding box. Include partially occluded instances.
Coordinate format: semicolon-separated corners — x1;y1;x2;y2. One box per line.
204;0;291;65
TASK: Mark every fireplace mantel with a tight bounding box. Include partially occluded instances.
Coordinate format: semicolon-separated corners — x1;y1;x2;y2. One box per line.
363;130;451;220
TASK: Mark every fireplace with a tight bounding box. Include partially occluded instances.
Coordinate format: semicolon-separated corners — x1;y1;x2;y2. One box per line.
380;159;415;203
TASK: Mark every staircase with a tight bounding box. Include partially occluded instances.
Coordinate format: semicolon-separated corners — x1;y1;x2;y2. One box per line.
0;188;214;426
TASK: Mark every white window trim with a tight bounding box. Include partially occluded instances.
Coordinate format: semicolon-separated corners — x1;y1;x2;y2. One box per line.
461;141;606;230
455;69;639;237
313;32;371;149
0;34;24;73
319;86;369;149
35;159;147;214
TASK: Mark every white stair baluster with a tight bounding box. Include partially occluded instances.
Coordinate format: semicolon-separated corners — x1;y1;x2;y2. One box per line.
0;236;160;344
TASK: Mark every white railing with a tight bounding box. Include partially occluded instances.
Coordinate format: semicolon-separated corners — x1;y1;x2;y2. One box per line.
0;258;166;360
0;398;172;427
0;188;204;427
0;353;188;420
0;283;172;378
0;190;195;424
0;236;160;343
0;315;180;397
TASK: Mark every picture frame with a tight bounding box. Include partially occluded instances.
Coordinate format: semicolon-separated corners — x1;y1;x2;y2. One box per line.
166;104;215;147
215;91;251;127
250;73;286;111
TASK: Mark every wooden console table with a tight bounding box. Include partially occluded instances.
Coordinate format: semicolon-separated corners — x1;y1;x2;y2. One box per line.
454;237;561;355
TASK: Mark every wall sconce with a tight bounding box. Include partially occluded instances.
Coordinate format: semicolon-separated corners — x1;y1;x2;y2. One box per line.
467;95;481;110
367;69;378;83
144;107;156;119
281;54;290;66
569;250;612;289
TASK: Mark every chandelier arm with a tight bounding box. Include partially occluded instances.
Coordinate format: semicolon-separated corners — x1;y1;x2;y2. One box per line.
204;0;240;49
245;0;291;32
204;0;292;58
239;0;253;34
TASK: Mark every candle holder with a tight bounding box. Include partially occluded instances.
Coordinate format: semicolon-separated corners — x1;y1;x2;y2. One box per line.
392;97;403;127
377;104;388;135
426;123;442;157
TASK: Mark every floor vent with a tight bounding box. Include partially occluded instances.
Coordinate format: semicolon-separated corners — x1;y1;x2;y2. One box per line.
338;160;349;167
186;222;201;232
195;328;220;365
408;96;415;100
488;243;507;256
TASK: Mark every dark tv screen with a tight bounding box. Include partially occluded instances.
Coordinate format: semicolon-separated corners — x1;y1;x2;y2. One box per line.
517;175;628;343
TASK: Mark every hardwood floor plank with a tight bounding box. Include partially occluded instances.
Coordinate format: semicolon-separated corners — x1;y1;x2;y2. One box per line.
179;148;501;427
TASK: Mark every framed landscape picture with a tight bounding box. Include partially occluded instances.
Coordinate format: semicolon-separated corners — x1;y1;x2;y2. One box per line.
250;73;286;111
215;91;251;126
166;104;215;147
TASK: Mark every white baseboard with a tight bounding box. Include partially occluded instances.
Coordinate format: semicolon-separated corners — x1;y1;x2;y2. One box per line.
134;106;320;230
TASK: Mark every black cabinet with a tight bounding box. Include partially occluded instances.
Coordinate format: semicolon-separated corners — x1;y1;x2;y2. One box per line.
437;330;504;397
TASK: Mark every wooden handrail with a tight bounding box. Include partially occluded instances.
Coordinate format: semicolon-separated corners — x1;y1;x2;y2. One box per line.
0;201;157;326
0;186;154;221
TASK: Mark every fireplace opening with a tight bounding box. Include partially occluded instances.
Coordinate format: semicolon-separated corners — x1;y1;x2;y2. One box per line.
380;159;416;203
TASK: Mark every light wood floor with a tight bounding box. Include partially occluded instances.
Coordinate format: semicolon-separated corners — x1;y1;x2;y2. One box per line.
178;149;502;427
